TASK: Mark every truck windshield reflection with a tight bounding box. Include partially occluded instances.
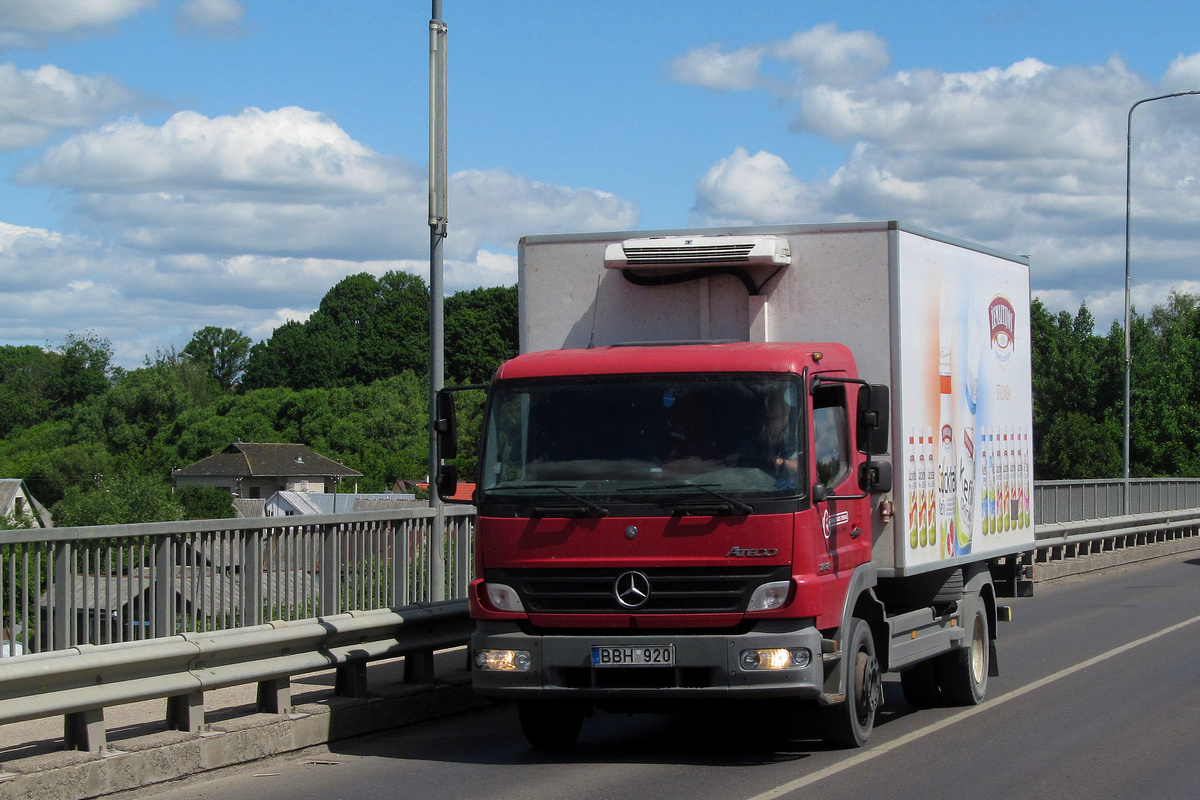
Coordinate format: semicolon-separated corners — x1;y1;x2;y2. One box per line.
481;375;803;501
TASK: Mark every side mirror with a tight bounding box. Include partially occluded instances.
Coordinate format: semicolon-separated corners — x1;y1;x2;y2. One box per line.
435;464;458;501
435;389;458;461
856;384;890;455
859;460;892;494
811;483;828;503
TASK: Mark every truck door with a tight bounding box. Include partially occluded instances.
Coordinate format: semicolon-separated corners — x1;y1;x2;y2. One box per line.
810;380;872;582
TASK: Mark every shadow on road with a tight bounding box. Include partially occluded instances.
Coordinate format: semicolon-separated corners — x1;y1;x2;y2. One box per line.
324;679;922;768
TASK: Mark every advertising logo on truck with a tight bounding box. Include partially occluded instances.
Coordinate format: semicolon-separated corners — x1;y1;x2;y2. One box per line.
989;295;1016;366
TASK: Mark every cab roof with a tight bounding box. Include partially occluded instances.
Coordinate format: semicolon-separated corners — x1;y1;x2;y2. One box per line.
494;341;854;380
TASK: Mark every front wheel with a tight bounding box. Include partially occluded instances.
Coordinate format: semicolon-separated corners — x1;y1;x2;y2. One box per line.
937;601;990;705
517;699;585;750
822;617;882;748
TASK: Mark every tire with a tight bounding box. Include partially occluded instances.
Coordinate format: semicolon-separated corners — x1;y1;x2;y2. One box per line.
821;618;882;748
518;699;585;750
899;659;941;709
937;601;989;705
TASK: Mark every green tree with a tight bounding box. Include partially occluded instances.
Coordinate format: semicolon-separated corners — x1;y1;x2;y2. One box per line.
52;472;184;527
445;285;517;384
242;272;430;391
177;485;236;519
1031;299;1121;479
56;332;114;408
183;327;252;391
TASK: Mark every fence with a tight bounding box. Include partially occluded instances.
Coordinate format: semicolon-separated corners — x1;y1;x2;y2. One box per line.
3;481;1200;755
0;506;475;657
1034;478;1200;524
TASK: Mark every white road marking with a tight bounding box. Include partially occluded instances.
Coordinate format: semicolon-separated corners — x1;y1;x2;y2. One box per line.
744;611;1200;800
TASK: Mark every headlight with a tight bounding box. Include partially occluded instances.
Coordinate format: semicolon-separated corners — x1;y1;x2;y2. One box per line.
746;580;791;612
485;582;525;612
474;649;532;671
739;648;812;670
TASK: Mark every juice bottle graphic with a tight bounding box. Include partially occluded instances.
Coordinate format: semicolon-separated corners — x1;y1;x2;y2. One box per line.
956;300;983;556
908;432;918;549
918;436;929;547
937;349;956;558
922;427;934;548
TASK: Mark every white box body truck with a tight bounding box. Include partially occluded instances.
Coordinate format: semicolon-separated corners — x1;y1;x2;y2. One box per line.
447;221;1035;748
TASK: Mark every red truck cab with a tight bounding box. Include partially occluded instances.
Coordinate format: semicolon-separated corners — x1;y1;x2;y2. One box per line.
461;341;892;747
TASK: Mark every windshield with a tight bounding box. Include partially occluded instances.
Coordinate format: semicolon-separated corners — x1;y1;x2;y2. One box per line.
481;374;803;503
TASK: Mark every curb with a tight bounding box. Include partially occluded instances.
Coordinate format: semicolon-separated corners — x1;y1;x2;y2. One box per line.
0;676;488;800
1033;533;1200;582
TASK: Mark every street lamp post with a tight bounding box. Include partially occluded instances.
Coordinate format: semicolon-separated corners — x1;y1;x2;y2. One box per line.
1124;90;1200;514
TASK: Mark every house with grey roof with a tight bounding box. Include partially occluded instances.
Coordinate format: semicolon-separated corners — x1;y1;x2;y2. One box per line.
174;442;363;500
264;491;420;517
0;478;52;528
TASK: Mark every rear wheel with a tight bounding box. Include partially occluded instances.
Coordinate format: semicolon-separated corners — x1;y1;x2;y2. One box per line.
517;699;585;750
822;618;882;748
937;601;990;705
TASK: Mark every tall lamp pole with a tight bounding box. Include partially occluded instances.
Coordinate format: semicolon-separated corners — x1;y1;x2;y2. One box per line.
1124;90;1200;514
428;0;448;597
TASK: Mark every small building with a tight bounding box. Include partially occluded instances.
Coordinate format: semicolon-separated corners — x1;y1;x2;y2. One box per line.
0;479;52;528
174;442;363;500
264;491;420;517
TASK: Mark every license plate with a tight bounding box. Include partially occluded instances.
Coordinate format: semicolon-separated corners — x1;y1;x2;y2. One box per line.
591;645;675;667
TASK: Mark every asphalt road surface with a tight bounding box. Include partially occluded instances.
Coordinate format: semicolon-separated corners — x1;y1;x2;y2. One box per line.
129;552;1200;800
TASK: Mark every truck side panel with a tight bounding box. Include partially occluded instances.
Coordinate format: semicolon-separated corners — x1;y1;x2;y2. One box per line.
891;230;1035;574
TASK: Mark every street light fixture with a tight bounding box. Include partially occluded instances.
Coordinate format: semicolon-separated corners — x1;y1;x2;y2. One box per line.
1124;90;1200;514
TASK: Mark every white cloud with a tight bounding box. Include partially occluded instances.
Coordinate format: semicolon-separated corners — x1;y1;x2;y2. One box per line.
0;63;146;150
692;147;817;227
684;25;1200;325
0;0;155;46
669;43;764;92
175;0;247;37
669;24;888;94
19;107;639;263
4;106;638;366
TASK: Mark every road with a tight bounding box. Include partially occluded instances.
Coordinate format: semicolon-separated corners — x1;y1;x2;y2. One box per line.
128;552;1200;800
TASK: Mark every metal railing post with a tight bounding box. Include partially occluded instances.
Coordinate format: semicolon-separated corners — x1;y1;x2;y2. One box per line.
153;535;174;638
321;523;339;616
242;530;262;627
52;540;71;651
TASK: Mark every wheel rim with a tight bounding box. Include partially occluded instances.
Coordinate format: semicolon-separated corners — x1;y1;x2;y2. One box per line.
969;613;987;685
854;648;882;724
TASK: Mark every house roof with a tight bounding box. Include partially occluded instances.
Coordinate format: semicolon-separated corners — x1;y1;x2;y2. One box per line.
177;443;363;480
266;491;421;516
0;478;53;528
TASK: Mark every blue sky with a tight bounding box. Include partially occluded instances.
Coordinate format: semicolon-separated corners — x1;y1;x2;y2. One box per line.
2;0;1199;367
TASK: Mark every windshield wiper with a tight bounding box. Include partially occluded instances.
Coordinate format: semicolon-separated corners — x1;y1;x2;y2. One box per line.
618;482;754;516
489;483;609;518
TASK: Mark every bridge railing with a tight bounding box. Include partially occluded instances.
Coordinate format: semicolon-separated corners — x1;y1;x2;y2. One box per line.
0;506;475;657
1034;478;1200;524
4;480;1200;754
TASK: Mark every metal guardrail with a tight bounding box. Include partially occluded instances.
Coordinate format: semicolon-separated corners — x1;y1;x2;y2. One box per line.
0;505;476;752
1034;478;1200;524
0;601;472;752
3;479;1200;755
0;506;475;657
1033;508;1200;564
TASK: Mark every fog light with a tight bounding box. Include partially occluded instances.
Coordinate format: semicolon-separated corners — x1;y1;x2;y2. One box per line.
739;647;812;670
474;649;532;671
485;583;525;612
746;581;791;612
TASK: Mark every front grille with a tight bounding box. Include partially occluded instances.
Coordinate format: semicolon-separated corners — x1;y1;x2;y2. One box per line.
488;566;788;614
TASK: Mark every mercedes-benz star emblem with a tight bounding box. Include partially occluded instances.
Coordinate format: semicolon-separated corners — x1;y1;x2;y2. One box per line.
614;571;651;609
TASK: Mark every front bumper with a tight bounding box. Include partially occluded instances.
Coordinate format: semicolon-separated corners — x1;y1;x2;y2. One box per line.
471;620;825;700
